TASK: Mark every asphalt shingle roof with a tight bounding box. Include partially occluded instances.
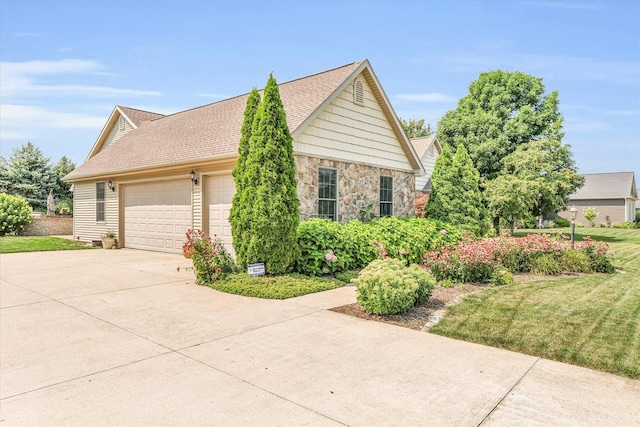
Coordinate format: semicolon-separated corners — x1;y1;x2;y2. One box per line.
66;61;364;180
571;172;637;200
409;136;437;159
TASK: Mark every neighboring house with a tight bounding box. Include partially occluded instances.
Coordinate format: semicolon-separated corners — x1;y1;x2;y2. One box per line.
558;172;637;224
409;135;442;193
64;60;424;254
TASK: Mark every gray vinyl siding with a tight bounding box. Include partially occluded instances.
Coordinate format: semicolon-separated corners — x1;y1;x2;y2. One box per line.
559;199;626;225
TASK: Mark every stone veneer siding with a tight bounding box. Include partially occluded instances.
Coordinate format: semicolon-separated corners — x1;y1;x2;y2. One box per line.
295;154;415;222
22;216;73;236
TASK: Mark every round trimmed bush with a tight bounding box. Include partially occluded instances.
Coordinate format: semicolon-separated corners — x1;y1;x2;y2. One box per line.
354;258;436;315
0;193;32;235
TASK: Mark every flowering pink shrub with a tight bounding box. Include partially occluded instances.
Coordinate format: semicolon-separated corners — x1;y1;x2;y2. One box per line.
424;232;614;283
183;229;238;284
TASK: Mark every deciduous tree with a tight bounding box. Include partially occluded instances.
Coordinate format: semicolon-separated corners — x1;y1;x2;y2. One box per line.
400;118;432;138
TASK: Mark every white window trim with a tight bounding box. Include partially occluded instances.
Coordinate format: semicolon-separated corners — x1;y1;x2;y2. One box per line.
380;175;394;217
96;181;106;222
318;167;338;221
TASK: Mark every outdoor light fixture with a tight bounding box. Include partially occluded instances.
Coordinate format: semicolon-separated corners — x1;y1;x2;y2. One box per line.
190;170;198;185
569;205;578;248
107;180;115;191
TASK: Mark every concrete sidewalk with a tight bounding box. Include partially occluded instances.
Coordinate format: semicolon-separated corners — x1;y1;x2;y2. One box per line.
1;249;638;426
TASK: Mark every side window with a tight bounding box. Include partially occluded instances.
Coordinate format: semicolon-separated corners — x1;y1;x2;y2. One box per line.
318;168;337;220
96;182;105;222
380;176;393;217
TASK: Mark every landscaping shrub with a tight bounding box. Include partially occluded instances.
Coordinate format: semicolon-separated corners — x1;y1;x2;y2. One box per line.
561;250;593;273
184;229;239;285
611;222;639;229
490;270;514;286
335;269;361;284
554;217;570;228
530;254;562;275
295;217;462;276
424;232;615;282
354;258;436;315
0;193;32;235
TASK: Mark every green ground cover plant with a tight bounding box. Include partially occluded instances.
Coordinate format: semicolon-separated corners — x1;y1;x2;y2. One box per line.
0;236;94;253
431;228;640;379
206;273;341;299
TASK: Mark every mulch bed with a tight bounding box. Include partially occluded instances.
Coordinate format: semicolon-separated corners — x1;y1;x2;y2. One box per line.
330;282;491;331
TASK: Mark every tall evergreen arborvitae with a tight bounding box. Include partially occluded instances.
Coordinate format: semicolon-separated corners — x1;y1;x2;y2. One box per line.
424;147;455;221
229;88;261;265
424;146;489;237
236;74;300;274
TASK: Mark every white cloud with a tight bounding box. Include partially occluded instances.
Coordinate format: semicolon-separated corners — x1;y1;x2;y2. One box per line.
0;59;161;99
395;93;456;103
1;104;105;131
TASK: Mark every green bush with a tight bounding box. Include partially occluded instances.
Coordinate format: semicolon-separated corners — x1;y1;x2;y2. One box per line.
335;269;361;284
354;258;436;315
611;222;638;229
0;193;32;235
530;254;562;275
491;269;515;286
554;217;570;228
561;250;593;273
636;212;640;224
295;217;462;276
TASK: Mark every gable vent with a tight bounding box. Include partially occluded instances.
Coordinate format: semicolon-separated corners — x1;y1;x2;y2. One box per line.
354;79;364;105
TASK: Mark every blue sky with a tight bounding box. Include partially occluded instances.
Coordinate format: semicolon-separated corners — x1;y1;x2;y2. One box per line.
1;0;639;180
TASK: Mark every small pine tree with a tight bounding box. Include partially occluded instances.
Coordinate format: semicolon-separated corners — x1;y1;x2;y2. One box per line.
424;146;489;236
0;142;58;211
238;74;300;274
230;88;261;265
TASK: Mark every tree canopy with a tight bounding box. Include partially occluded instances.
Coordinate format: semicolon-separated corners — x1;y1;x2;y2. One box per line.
400;118;432;138
0;142;59;211
437;70;563;182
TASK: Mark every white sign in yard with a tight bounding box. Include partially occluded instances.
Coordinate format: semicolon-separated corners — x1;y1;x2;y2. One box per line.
248;262;266;277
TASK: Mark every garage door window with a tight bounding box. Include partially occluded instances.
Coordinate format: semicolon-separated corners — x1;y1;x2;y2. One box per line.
96;182;105;222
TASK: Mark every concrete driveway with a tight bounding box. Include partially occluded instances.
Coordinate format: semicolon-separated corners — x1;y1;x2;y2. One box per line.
1;249;638;426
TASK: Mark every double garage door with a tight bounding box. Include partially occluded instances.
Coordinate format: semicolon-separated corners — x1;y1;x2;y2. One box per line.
123;176;235;254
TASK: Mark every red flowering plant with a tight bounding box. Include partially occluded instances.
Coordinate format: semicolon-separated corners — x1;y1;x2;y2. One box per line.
424;232;614;283
183;229;238;285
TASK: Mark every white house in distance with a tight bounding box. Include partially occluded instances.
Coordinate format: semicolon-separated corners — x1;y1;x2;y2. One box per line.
409;135;442;194
64;60;424;254
558;172;637;224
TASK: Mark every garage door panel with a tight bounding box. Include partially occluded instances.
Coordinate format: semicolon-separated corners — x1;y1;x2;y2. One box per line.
124;180;191;253
207;175;236;256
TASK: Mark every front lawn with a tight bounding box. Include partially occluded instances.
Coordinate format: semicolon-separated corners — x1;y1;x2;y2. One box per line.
431;228;640;379
0;236;95;253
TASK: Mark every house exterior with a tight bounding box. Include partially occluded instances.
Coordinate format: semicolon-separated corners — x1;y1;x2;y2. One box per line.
409;135;442;193
558;172;637;224
64;60;424;254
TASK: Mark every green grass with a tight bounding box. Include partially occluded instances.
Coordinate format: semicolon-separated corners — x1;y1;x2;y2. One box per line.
206;273;343;299
0;236;96;253
431;228;640;379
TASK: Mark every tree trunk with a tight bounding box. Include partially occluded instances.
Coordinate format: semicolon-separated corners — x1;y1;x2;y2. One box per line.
493;217;500;235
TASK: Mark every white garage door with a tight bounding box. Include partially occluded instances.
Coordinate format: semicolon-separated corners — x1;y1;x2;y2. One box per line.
124;180;192;253
207;175;235;255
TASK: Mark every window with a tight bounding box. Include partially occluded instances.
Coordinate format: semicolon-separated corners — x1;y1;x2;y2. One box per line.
380;176;393;217
318;168;337;220
353;79;364;105
96;182;105;222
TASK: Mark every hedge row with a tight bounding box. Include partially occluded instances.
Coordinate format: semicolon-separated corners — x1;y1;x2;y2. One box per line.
295;217;462;276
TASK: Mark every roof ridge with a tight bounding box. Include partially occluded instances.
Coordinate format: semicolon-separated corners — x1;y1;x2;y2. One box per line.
118;105;164;116
582;171;634;176
136;60;364;123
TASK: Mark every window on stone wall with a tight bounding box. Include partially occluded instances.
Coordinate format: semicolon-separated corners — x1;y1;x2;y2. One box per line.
380;175;393;217
96;182;105;222
318;168;337;220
